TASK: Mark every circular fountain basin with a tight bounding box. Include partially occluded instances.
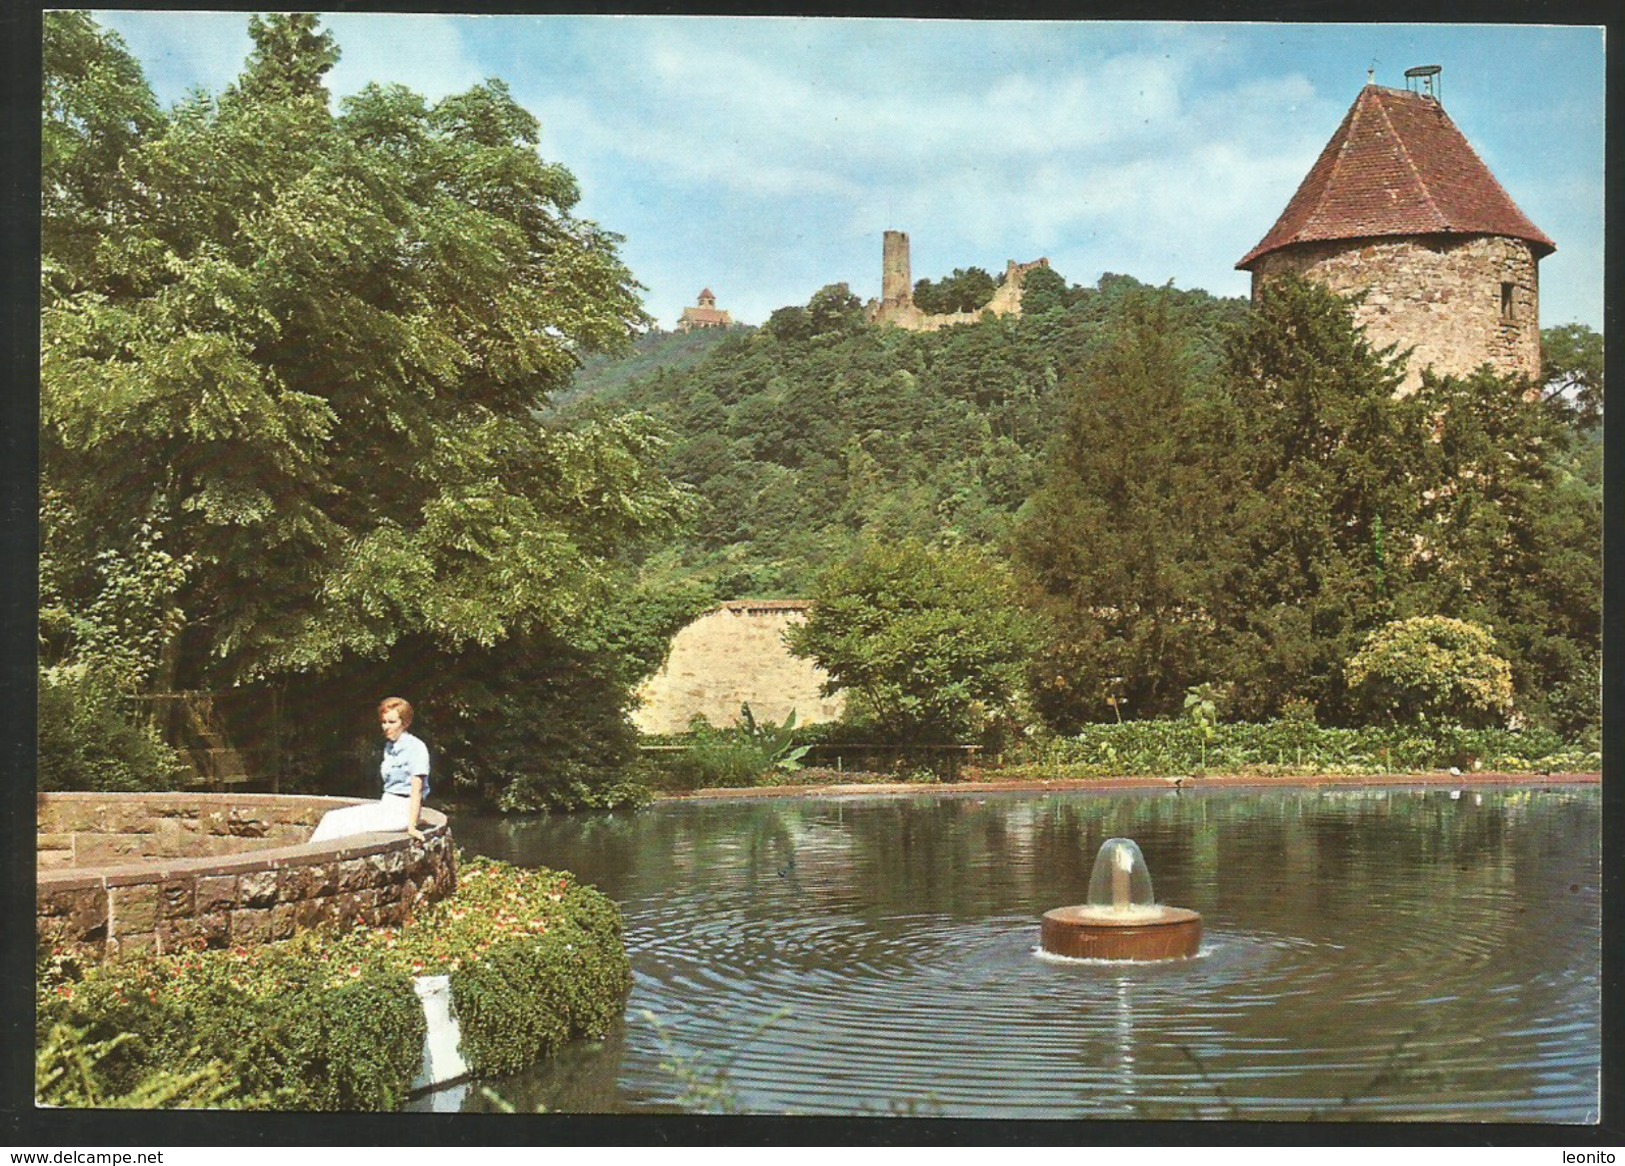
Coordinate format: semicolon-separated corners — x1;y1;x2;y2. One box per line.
1040;904;1202;961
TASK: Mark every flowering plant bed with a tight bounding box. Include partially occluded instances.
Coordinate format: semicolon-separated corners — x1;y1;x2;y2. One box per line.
36;856;631;1109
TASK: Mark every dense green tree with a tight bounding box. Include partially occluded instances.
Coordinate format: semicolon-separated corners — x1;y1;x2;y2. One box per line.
913;266;998;315
1346;616;1514;728
41;13;693;802
1540;322;1604;430
763;304;812;345
1016;287;1234;728
1407;367;1601;736
1211;277;1427;721
1016;265;1070;317
42;11;164;300
786;540;1037;744
805;282;867;339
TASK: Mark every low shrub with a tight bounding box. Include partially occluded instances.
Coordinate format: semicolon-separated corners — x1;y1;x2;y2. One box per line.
450;892;632;1076
1347;616;1515;728
378;858;634;1077
36;857;632;1110
37;666;181;792
654;735;774;790
1002;718;1595;778
36;1022;241;1109
37;937;425;1110
645;707;811;791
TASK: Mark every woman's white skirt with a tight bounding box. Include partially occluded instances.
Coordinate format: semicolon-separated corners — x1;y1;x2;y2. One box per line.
310;793;413;842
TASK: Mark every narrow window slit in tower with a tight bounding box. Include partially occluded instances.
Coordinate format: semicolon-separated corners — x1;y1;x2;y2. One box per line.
1500;282;1515;321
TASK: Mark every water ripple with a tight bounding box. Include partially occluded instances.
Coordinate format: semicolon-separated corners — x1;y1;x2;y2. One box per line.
445;785;1601;1121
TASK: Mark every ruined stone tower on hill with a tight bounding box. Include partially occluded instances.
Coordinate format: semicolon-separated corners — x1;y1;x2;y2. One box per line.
869;230;1050;332
1237;72;1554;393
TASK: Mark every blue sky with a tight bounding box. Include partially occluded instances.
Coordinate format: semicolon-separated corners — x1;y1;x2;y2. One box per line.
93;13;1606;333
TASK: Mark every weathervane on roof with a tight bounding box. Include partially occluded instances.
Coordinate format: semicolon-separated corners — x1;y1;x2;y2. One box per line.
1368;59;1379;85
1405;64;1443;103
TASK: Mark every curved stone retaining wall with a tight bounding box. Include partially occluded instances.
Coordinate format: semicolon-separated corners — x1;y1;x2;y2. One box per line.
37;793;456;962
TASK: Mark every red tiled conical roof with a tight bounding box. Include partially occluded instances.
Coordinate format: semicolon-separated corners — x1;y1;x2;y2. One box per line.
1237;84;1555;269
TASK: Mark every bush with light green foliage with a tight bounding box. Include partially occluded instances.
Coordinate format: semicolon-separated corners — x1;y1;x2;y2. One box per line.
1347;616;1515;729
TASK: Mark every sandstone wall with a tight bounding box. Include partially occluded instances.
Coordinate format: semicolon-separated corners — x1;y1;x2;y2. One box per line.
37;793;456;962
631;601;845;735
1249;234;1541;393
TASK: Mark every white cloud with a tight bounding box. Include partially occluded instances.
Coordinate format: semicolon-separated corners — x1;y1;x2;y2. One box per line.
95;11;251;106
79;14;1604;330
324;14;488;104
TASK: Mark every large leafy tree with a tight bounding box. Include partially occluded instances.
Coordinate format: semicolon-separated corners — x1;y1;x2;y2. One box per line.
786;540;1037;745
41;14;693;800
1406;367;1601;737
42;11;164;301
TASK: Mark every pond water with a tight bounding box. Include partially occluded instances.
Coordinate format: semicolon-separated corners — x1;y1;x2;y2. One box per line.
429;784;1600;1122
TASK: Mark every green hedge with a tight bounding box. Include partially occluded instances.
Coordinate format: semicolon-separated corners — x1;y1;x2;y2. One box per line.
451;894;632;1076
1008;719;1596;778
36;857;631;1109
36;940;423;1110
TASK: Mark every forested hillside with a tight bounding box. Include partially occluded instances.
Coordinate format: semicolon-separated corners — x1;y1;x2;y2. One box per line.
564;273;1600;738
562;273;1247;597
559;324;749;409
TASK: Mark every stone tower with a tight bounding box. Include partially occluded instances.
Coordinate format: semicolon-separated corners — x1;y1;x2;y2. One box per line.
869;230;1050;332
1237;76;1555;392
881;229;912;310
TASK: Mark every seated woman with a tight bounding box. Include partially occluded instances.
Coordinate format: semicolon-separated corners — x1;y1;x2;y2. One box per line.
311;696;429;843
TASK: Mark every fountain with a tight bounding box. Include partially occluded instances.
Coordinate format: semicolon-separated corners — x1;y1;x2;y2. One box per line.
1040;838;1202;961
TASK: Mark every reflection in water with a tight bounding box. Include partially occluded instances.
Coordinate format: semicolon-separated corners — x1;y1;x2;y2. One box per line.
433;786;1601;1121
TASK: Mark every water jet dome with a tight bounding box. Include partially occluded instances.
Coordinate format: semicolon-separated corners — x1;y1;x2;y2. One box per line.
1041;838;1201;961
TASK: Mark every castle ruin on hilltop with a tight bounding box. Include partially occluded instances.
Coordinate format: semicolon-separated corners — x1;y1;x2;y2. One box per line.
866;230;1050;332
1238;69;1553;393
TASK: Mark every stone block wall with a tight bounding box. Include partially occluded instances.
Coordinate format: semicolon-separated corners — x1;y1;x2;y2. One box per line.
37;793;457;962
631;600;846;734
1249;233;1542;393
